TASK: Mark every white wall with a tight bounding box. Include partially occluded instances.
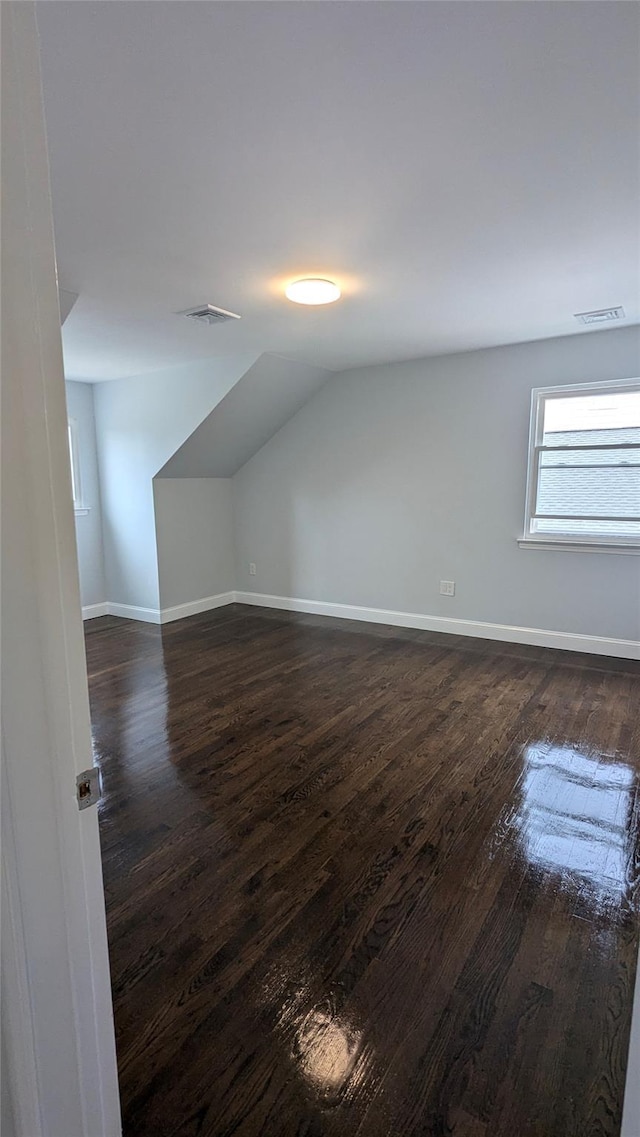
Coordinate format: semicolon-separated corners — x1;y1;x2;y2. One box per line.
154;478;235;610
65;380;106;608
233;326;640;643
93;353;257;611
1;1025;16;1137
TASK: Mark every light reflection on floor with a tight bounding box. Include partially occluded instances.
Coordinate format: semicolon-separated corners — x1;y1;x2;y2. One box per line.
514;743;634;898
294;1006;362;1095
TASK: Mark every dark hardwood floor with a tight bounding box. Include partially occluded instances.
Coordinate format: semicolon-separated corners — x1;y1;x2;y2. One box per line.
86;604;640;1137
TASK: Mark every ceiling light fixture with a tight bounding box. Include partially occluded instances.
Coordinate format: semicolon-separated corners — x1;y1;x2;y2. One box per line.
285;278;341;305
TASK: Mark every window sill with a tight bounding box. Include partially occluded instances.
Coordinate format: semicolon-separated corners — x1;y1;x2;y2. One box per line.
518;538;640;555
74;507;90;516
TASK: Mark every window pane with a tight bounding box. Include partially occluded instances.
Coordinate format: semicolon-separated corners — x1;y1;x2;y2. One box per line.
527;385;640;543
536;465;640;518
542;390;640;446
533;518;640;538
68;423;78;503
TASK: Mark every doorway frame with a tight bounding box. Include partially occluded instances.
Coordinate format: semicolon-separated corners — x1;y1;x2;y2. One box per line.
1;4;121;1134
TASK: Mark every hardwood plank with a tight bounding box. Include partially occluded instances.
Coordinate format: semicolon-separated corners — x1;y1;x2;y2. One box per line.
85;605;640;1136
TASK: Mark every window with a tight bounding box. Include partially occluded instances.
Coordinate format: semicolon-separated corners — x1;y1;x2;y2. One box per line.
522;379;640;550
67;417;83;509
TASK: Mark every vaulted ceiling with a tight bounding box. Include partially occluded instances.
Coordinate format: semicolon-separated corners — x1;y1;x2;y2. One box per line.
37;1;639;382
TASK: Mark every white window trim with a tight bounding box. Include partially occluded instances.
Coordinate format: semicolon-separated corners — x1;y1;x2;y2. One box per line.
518;538;640;555
67;417;89;513
521;377;640;553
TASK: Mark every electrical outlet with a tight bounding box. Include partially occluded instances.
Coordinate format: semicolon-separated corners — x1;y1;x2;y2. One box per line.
440;580;455;596
249;562;257;576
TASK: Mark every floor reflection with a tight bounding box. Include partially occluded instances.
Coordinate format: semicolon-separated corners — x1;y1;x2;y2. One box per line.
293;1003;362;1098
91;652;174;804
514;744;634;898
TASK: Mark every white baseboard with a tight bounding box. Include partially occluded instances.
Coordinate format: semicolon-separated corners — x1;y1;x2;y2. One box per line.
105;602;161;624
85;589;639;660
160;591;236;624
81;602;109;620
234;591;640;661
84;592;236;626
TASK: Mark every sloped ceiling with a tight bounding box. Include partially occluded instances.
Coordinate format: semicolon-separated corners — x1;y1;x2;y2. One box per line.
157;354;333;478
37;1;639;382
58;288;78;325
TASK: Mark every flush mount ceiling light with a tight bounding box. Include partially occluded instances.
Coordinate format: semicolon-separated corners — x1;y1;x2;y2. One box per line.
285;278;341;305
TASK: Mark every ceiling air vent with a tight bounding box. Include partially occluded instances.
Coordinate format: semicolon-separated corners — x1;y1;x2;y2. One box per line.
574;306;625;326
178;303;241;325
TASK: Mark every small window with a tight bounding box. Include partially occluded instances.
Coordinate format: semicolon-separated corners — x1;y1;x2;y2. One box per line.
67;418;83;509
523;380;640;549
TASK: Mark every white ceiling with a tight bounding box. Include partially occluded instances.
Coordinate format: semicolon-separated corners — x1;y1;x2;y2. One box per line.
37;1;640;382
